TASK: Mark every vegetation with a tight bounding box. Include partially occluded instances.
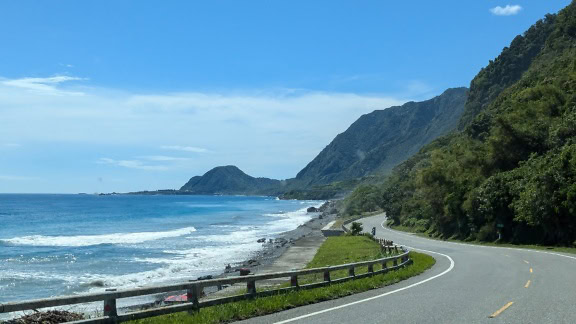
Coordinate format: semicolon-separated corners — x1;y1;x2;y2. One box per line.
295;88;468;187
130;237;435;324
179;165;283;195
349;222;363;235
349;2;576;246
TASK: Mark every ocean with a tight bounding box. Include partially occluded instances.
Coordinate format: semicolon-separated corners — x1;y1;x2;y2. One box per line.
0;194;321;305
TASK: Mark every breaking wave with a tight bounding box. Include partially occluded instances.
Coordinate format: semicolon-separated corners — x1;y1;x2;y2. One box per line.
0;227;197;247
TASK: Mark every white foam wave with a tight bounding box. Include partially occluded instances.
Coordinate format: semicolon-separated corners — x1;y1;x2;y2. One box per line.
1;227;197;247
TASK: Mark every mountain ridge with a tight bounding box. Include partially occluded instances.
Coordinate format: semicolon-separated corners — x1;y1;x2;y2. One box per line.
295;87;468;186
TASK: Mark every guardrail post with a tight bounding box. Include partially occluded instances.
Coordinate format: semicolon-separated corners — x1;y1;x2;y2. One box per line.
368;264;374;274
382;260;388;272
348;266;355;277
103;289;118;318
290;275;299;288
323;270;331;282
394;246;398;254
247;280;257;296
393;258;398;267
187;282;201;313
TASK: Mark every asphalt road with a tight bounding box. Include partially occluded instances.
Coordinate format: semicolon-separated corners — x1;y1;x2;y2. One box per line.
237;214;576;324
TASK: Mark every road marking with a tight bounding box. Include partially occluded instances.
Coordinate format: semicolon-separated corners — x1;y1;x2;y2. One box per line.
530;268;533;273
282;215;575;324
489;301;514;318
525;280;531;288
523;260;529;264
379;216;576;262
272;228;456;324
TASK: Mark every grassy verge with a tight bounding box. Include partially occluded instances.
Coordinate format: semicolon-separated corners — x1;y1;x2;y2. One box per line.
389;223;576;255
130;236;435;324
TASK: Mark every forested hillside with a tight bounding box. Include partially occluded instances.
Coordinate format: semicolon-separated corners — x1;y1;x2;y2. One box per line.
180;165;283;195
348;2;576;246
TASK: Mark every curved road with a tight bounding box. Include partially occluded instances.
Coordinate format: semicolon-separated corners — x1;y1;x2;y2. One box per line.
238;214;576;324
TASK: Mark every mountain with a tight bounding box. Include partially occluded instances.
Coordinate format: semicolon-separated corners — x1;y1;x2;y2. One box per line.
356;2;576;245
295;87;468;186
179;165;283;195
175;88;469;199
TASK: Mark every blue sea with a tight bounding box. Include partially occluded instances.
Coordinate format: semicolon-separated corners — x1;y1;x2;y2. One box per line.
0;194;321;305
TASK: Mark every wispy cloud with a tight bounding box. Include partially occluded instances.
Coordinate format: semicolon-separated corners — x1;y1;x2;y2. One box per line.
161;145;209;153
1;74;409;180
1;75;86;96
490;5;522;16
1;143;20;148
97;158;169;171
0;175;39;181
139;155;194;162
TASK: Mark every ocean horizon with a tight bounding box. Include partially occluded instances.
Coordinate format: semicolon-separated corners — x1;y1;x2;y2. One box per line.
0;194;321;305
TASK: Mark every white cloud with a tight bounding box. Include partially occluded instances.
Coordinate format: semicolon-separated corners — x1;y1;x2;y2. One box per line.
0;74;410;180
490;5;522;16
97;158;169;171
139;155;194;162
161;145;209;153
1;75;86;96
0;175;39;181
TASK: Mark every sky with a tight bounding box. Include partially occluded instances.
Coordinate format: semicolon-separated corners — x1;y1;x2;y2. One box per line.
0;0;571;193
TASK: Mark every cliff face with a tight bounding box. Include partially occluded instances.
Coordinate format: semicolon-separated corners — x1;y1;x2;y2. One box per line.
294;87;469;186
179;165;282;195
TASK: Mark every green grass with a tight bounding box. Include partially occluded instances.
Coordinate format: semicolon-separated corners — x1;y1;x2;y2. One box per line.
389;224;576;255
130;236;435;324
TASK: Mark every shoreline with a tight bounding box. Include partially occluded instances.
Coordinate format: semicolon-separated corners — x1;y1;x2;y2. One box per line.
122;201;337;312
1;200;337;321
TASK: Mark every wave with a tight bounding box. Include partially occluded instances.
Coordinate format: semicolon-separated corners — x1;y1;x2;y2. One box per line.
0;227;197;247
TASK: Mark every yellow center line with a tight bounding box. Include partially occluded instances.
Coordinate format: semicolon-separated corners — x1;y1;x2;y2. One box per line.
489;302;514;318
530;268;533;273
525;280;531;288
523;260;529;264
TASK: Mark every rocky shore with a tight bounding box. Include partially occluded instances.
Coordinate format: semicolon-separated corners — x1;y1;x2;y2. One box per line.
128;200;338;310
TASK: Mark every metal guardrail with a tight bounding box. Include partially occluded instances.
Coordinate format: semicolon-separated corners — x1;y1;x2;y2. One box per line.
0;244;411;324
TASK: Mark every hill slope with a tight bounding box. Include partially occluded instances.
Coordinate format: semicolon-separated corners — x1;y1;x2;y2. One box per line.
355;2;576;245
180;165;282;195
295;88;468;186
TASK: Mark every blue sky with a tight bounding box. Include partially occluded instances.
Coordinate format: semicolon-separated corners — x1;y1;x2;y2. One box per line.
0;0;571;193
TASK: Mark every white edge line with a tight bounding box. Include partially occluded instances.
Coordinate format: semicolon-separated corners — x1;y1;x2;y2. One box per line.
273;224;455;324
380;219;576;262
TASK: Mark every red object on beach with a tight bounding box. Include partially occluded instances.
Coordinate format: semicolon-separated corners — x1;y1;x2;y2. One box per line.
164;294;188;303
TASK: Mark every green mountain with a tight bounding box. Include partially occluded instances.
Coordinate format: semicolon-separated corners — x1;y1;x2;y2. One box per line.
295;88;469;186
354;2;576;245
180;165;283;195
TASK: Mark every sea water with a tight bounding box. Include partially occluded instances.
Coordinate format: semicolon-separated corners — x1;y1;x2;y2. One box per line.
0;194;321;304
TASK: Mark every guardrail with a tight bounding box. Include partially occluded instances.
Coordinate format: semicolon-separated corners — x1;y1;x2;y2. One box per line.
0;245;411;324
341;215;365;233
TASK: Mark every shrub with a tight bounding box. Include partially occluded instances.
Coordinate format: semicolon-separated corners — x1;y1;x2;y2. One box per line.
350;222;363;235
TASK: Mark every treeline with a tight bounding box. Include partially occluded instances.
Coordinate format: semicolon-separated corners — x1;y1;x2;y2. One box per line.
346;2;576;246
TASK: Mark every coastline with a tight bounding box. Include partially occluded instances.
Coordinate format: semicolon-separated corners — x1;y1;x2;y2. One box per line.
122;201;337;312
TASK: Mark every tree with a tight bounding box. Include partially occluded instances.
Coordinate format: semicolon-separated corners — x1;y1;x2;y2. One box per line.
350;222;363;236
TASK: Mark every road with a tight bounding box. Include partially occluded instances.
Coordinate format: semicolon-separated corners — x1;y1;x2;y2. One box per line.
237;214;576;324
